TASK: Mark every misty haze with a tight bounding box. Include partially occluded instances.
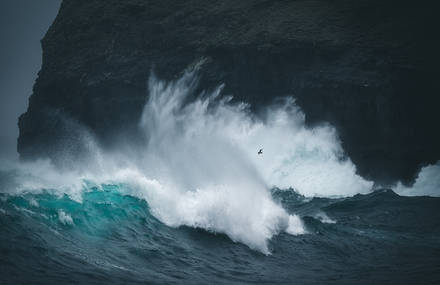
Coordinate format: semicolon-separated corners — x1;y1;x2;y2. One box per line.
1;0;439;284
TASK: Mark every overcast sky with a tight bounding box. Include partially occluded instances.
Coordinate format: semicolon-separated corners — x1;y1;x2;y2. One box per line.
0;0;61;159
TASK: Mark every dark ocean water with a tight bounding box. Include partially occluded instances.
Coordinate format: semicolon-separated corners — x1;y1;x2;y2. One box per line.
1;186;439;284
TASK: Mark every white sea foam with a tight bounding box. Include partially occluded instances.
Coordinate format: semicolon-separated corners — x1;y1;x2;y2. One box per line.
0;159;88;202
58;209;74;225
28;198;39;207
314;212;337;224
395;161;440;197
0;70;377;252
138;71;372;197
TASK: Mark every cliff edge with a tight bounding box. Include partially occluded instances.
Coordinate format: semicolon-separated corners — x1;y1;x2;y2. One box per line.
18;0;440;185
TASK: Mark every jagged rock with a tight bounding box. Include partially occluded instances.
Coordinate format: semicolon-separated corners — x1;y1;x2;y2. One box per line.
18;0;440;185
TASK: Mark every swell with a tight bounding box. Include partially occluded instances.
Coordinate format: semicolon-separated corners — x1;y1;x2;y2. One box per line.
1;69;440;283
2;69;439;255
1;186;440;284
0;69;373;253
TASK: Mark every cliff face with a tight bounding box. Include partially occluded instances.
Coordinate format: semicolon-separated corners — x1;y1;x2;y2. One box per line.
18;0;440;185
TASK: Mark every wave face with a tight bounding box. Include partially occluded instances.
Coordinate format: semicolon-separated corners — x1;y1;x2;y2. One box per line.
1;186;439;284
1;71;439;283
1;71;374;251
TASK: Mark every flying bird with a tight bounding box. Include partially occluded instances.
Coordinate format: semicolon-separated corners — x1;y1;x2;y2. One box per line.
258;149;263;155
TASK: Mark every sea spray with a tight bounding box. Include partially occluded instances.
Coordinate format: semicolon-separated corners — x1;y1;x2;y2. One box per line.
0;70;377;252
395;161;440;197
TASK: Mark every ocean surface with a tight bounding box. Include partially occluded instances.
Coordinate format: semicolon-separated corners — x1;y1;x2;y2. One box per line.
1;71;439;284
1;185;439;284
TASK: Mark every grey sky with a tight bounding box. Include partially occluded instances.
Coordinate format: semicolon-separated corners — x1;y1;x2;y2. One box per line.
0;0;61;159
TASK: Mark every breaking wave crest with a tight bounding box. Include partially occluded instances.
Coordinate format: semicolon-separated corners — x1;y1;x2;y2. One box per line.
0;70;375;252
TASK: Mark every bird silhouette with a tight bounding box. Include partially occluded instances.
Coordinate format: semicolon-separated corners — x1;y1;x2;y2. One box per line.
258;149;263;155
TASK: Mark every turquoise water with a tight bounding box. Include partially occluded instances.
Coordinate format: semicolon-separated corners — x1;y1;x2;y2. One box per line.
1;184;439;284
2;72;439;283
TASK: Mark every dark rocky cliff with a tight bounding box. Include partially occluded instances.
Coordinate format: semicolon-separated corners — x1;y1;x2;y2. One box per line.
18;0;440;185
